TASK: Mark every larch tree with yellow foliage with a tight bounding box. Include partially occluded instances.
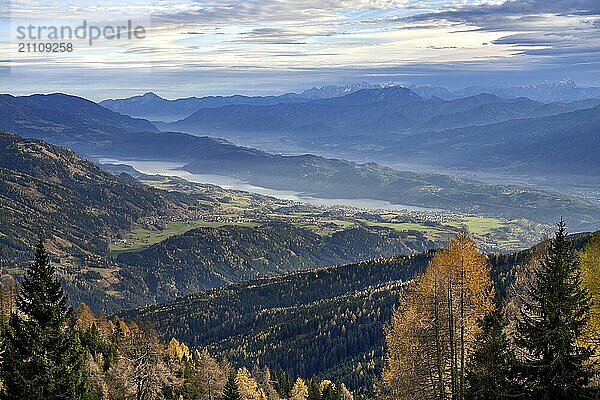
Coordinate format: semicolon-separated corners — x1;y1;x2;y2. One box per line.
381;233;495;400
236;368;267;400
290;378;308;400
580;232;600;368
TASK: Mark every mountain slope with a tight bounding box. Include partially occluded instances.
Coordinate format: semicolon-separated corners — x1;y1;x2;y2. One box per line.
398;105;600;174
0;131;192;262
0;131;212;312
116;223;434;301
121;231;597;396
119;252;433;396
0;94;157;144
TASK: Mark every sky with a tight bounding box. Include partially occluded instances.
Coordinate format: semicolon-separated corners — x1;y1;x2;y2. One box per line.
1;0;599;100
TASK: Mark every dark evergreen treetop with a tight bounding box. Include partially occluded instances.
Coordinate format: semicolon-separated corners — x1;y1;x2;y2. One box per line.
465;306;519;400
517;220;594;399
308;379;322;400
17;240;70;329
221;370;242;400
0;240;93;400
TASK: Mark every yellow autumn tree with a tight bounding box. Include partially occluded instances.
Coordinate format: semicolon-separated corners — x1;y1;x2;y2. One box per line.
289;377;308;400
167;338;191;361
76;303;96;329
580;232;600;379
186;349;228;400
381;233;495;400
339;383;354;400
237;367;267;400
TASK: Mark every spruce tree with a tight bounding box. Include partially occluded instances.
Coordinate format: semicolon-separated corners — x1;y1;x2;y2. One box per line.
516;220;593;399
221;369;242;400
307;379;322;400
465;307;519;400
0;240;93;400
273;369;293;397
307;378;323;400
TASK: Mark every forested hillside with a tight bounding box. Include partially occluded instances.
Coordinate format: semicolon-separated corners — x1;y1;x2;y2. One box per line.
0;131;197;263
121;231;599;396
0;242;357;400
117;223;434;301
120;253;432;395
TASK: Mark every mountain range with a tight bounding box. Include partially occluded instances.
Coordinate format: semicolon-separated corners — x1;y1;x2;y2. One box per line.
307;79;600;103
164;87;598;135
100;92;308;121
1;93;598;228
100;79;600;124
159;86;599;176
447;78;600;103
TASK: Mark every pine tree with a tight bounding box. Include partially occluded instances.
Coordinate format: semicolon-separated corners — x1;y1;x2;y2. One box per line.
273;369;292;398
307;379;322;400
465;306;519;400
321;381;341;400
221;370;242;400
0;240;93;400
516;220;594;399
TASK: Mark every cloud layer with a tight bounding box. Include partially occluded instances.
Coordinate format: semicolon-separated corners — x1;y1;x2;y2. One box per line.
1;0;599;98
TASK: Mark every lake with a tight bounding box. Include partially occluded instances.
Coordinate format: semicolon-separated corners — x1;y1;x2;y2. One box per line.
98;158;440;212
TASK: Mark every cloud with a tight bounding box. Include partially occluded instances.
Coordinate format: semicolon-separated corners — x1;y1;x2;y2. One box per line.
3;0;600;98
407;0;600;24
152;0;411;25
397;0;600;67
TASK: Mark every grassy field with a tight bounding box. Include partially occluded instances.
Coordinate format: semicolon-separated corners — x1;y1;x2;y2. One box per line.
444;216;504;236
109;221;259;254
110;214;521;255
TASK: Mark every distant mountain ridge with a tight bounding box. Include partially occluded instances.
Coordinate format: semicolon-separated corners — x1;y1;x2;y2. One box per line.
1;93;598;228
302;79;600;102
100;91;308;121
452;78;600;102
99;79;600;123
394;104;600;174
165;86;599;136
299;81;385;99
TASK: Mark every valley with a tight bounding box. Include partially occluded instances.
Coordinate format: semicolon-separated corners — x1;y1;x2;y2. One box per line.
107;171;545;254
1;80;599;399
3;0;600;396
